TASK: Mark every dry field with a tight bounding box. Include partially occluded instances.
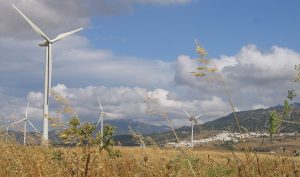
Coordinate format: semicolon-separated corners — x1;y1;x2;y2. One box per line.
1;142;300;177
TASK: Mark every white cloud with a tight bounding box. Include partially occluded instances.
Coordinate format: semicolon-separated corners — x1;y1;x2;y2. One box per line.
252;104;267;110
147;89;182;108
53;36;174;88
27;91;43;107
213;55;237;71
0;83;232;128
223;45;300;84
173;45;300;111
0;35;173;91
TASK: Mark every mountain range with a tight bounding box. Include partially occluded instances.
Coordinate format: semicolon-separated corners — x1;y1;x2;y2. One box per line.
2;103;300;146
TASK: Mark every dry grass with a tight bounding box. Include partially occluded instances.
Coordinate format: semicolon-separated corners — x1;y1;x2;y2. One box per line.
1;142;300;177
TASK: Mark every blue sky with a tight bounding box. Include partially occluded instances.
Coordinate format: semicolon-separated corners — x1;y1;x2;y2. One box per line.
85;0;300;60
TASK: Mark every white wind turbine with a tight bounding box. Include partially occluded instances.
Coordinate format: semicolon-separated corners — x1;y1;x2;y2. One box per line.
183;109;201;148
10;100;41;145
0;122;13;142
12;4;83;145
96;97;113;140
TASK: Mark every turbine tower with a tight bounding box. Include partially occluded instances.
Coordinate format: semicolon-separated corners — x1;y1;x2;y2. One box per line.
12;4;83;145
10;100;41;145
96;97;112;144
183;109;201;148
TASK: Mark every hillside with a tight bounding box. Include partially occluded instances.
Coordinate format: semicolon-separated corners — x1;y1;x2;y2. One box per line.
99;119;170;135
148;103;300;144
202;103;300;132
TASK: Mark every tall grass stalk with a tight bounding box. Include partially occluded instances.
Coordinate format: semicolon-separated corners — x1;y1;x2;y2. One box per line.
193;39;243;135
162;113;197;177
145;96;197;177
192;39;254;175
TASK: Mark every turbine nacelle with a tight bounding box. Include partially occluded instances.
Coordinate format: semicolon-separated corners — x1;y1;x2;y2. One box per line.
39;41;49;47
189;117;198;124
182;109;201;125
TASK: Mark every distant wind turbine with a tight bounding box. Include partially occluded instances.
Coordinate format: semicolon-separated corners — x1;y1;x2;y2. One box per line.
183;109;201;148
9;100;41;145
96;97;113;144
12;4;83;145
0;122;13;142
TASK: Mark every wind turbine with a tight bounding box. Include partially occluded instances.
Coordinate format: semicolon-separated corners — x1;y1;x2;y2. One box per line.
10;100;41;145
12;4;83;145
182;109;201;148
0;122;13;142
96;97;113;142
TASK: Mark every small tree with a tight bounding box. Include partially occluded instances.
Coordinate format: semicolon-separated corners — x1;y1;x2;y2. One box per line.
60;117;120;177
99;125;121;158
268;111;282;141
267;90;296;141
60;117;94;145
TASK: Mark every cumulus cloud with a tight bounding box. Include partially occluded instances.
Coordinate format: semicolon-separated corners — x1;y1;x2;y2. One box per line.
0;82;232;129
224;45;300;84
174;45;300;111
0;35;173;93
27;91;43;108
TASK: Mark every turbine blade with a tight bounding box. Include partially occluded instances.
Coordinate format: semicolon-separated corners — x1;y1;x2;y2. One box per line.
96;116;102;127
48;45;52;97
25;100;30;119
104;112;113;117
10;119;26;125
182;109;191;118
51;27;83;43
96;112;104;127
195;114;202;119
98;97;103;112
11;4;50;41
27;120;41;134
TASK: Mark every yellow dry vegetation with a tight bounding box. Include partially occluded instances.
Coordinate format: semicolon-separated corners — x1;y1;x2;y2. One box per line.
1;142;300;177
